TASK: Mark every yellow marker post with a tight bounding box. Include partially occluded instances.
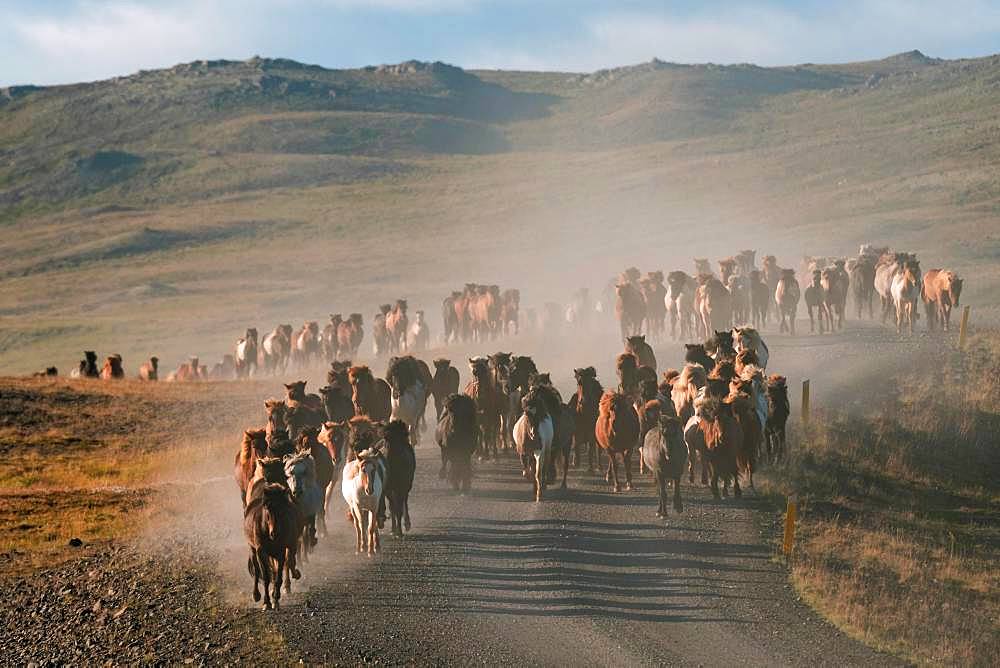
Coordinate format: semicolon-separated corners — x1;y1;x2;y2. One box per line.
783;495;798;556
801;379;810;425
958;305;971;350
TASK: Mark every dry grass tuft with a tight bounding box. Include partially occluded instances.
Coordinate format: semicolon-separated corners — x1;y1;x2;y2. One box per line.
762;332;1000;666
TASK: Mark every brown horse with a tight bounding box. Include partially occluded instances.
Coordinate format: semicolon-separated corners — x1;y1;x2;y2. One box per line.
385;299;409;353
641;414;687;517
464;357;502;460
615;283;646;340
500;289;520;336
692;397;742;499
803;270;828;333
625;335;657;371
100;354;124;380
138;356;158;381
337;315;364;359
234;428;268;506
570;367;603;472
697;275;732;338
259;325;292;375
822;263;849;330
430;359;461;420
616;352;640;400
641;272;667;342
435;393;479;490
322;315;342;363
348;366;392;421
922;269;963;332
761;255;782;318
849;256;876;319
244;482;301;610
595;390;640;492
726;387;761;491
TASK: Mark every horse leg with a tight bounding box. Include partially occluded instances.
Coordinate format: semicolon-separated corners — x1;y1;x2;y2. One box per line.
807;305;815;332
273;553;284;610
561;448;569;490
249;550;261;603
710;472;720;500
258;548;272;610
534;451;543;502
654;471;665;517
354;509;364;554
734;475;742;499
623;450;633;491
403;496;411;533
439;448;448;479
673;478;683;513
608;455;620;493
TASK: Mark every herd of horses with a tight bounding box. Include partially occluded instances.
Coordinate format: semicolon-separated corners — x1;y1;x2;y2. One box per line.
231;317;789;610
610;245;964;341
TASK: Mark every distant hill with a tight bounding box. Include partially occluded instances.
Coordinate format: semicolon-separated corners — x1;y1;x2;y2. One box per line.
1;51;999;373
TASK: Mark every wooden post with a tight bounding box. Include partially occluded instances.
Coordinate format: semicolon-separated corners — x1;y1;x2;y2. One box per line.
783;495;798;556
801;379;810;425
958;305;971;350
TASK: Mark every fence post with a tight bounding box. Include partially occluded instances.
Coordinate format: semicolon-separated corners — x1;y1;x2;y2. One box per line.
958;305;971;350
783;495;798;557
801;379;810;425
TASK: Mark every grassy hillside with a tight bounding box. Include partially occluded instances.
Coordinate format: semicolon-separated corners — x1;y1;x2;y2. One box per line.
1;51;1000;373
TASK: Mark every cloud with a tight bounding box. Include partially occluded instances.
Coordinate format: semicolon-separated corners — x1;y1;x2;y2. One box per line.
468;0;1000;71
3;1;259;85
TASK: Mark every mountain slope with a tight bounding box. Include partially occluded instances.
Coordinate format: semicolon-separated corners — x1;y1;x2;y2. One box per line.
1;52;999;373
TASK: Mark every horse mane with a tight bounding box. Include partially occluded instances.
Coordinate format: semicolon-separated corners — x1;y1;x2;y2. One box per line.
348;365;373;383
241;429;267;463
677;363;706;391
616;353;638;373
382;419;411;448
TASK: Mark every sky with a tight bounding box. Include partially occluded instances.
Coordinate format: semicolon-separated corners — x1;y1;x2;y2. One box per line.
1;0;999;86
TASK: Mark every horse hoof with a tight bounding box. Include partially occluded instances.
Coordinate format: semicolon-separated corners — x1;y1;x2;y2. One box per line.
624;484;632;492
613;485;621;493
252;591;261;602
262;602;272;611
655;511;663;518
292;568;301;579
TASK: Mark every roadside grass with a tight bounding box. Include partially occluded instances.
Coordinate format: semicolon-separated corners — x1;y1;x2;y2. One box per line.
0;377;275;570
760;332;1000;666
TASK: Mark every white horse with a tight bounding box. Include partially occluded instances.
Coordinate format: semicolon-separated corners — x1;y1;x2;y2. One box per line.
284;452;324;562
733;326;769;370
512;396;554;502
341;451;385;555
406;311;430;352
391;379;428;444
665;271;697;341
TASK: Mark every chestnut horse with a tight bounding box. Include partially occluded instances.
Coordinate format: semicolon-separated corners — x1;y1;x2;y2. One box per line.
595;390;640;492
245;482;301;610
922;269;963;332
464;357;502;460
348;365;392;422
570;367;603;472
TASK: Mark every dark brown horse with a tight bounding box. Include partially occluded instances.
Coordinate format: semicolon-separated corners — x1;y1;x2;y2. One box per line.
464;357;502;460
570;367;603;472
436;393;479;490
348;365;391;422
430;359;461;420
244;483;301;610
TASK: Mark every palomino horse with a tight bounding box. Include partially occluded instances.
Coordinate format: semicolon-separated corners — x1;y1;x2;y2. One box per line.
665;271;697;341
922;269;963;332
761;255;782;319
512;390;554;502
891;260;922;335
874;252;915;324
595;390;640;493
